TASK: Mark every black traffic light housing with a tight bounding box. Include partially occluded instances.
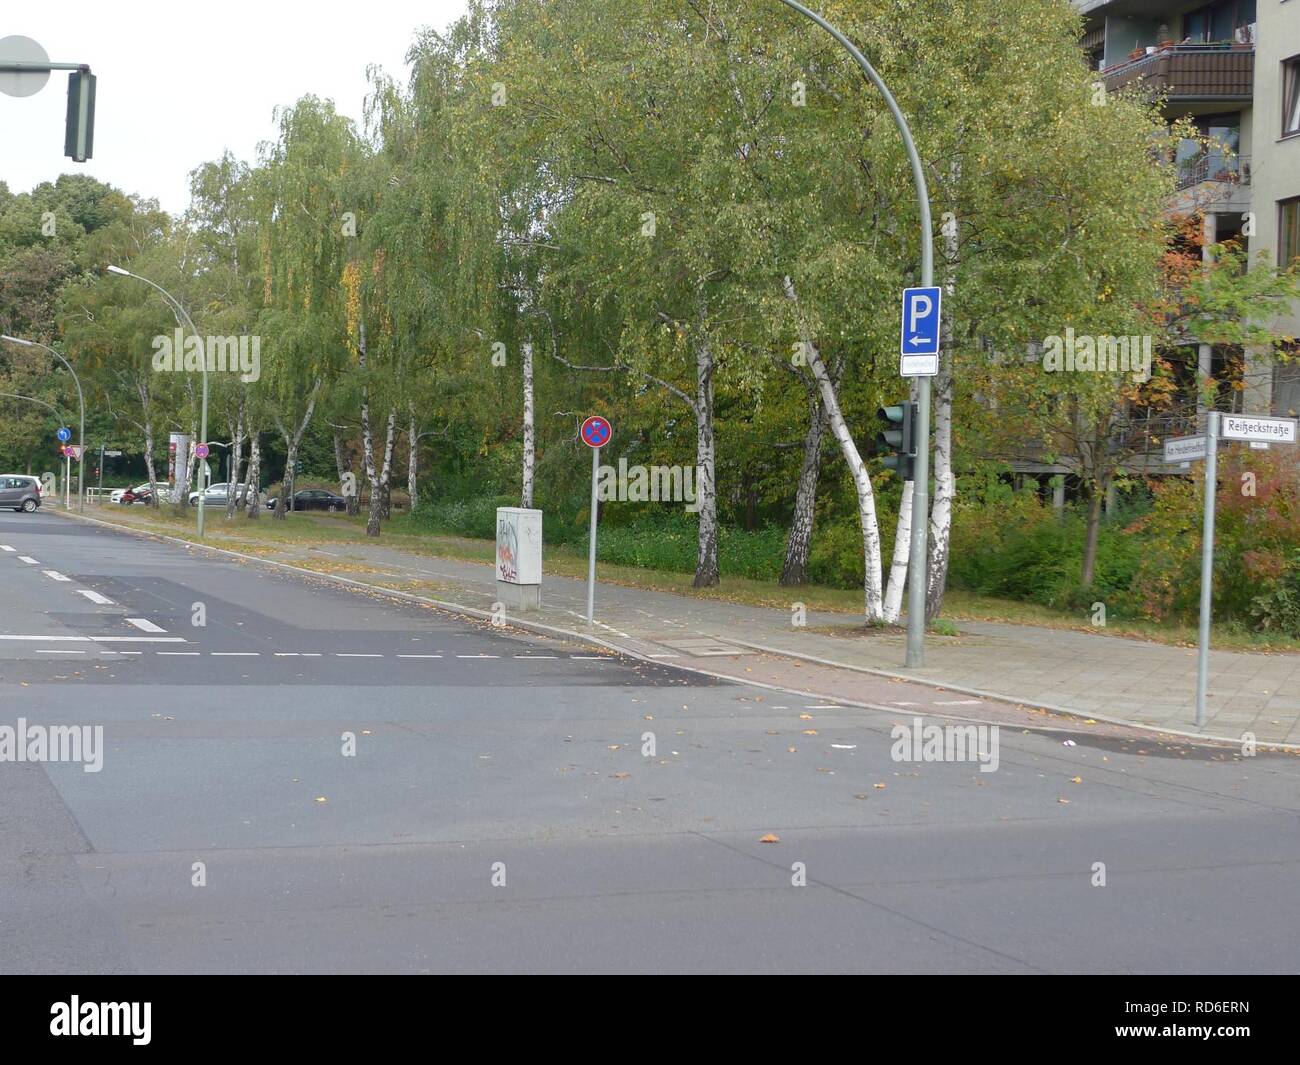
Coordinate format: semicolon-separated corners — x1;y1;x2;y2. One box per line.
875;401;917;481
64;70;95;162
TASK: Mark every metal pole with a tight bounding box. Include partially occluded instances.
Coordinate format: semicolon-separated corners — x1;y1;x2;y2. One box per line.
1195;412;1219;728
64;451;70;509
1;337;86;512
587;445;600;625
98;443;104;502
774;0;934;666
106;267;207;536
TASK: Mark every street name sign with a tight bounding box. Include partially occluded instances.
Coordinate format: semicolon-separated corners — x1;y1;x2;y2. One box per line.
1164;435;1207;464
1219;414;1297;444
900;286;941;377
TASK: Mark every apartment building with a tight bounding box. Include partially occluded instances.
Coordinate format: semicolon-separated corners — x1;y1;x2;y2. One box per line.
1079;0;1300;417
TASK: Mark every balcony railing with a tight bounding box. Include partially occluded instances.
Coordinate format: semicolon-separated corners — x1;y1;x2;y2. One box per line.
1103;43;1254;99
1175;152;1251;192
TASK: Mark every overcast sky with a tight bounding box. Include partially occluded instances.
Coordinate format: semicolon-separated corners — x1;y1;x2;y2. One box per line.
1;0;468;215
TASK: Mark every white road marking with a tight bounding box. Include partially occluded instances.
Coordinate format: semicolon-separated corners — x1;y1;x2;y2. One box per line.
513;654;554;659
211;652;259;657
274;653;300;657
42;570;71;582
0;545;13;551
91;636;184;643
457;654;498;659
300;653;322;657
18;556;39;565
398;654;444;659
645;653;680;658
804;704;843;710
76;589;114;605
337;653;382;658
158;651;200;656
935;699;983;706
36;649;85;654
570;655;605;660
118;651;142;655
892;701;922;707
0;634;184;643
126;617;167;633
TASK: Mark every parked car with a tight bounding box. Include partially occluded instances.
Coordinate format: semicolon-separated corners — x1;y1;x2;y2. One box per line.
0;474;42;512
188;482;253;507
266;488;348;513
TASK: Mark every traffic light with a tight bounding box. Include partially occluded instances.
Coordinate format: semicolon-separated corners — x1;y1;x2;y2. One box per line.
64;70;95;162
876;401;917;481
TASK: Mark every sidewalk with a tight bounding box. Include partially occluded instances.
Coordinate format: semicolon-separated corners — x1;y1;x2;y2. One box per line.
214;527;1300;748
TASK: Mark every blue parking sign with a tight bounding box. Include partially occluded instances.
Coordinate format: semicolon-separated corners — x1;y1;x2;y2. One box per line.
900;286;941;357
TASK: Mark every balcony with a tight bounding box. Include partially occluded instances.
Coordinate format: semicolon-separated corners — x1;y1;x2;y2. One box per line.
1175;152;1250;192
1103;44;1254;101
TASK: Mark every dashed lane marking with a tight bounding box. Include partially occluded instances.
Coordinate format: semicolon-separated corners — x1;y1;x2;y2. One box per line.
18;556;39;565
42;570;71;582
126;618;167;633
76;589;114;605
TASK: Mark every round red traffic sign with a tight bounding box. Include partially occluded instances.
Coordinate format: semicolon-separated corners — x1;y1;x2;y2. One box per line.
579;416;611;449
194;443;210;459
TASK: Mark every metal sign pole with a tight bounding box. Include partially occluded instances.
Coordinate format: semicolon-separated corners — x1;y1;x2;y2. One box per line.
64;451;70;508
587;444;600;625
1195;412;1219;728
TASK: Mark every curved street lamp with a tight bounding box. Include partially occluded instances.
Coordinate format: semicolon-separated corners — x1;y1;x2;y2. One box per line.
775;1;935;666
1;334;86;512
0;390;74;506
106;265;211;537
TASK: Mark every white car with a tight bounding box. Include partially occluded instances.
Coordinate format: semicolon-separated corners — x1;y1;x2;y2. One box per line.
188;482;251;507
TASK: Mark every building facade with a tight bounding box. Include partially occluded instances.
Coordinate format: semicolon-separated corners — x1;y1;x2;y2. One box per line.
1079;0;1300;416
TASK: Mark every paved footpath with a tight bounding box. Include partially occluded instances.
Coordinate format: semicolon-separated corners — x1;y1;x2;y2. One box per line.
59;508;1300;747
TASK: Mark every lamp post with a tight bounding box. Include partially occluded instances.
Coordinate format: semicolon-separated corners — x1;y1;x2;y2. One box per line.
106;265;210;537
1;335;85;512
0;391;72;503
774;1;935;666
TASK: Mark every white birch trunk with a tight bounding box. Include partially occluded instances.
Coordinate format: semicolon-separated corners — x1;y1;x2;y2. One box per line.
783;276;883;621
273;381;320;521
407;403;419;512
883;478;914;623
883;377;922;623
245;430;261;519
226;400;245;519
926;203;960;620
692;325;719;588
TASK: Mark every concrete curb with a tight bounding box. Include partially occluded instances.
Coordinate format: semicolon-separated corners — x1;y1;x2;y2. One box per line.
51;507;1296;752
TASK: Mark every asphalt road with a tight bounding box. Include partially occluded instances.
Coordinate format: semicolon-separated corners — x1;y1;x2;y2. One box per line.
1;506;1298;974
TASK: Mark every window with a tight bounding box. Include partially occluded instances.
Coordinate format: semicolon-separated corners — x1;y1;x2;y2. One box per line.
1183;0;1256;43
1284;56;1300;137
1281;198;1300;270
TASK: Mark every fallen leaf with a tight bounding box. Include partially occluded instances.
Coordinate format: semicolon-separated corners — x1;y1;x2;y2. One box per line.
1070;776;1082;784
759;833;780;843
